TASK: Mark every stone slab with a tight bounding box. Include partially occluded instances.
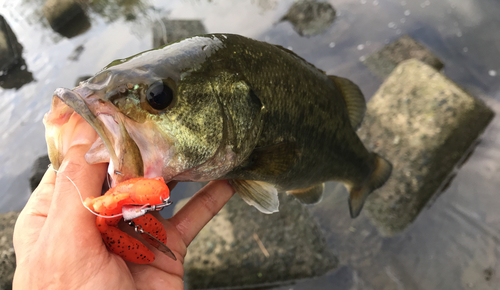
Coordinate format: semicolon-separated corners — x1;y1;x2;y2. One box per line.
152;19;207;48
176;193;338;289
363;35;444;79
357;59;495;236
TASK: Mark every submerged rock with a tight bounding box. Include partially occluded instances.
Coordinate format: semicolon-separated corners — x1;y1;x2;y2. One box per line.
43;0;91;38
358;59;495;236
281;0;336;37
0;211;19;290
178;193;338;289
152;19;207;48
363;35;444;79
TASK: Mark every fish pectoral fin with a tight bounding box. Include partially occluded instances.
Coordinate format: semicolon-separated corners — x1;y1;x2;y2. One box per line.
242;142;299;176
287;183;325;204
229;180;279;214
329;76;366;130
347;153;392;218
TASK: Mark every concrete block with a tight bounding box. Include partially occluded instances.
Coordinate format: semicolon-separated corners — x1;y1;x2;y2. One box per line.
177;193;338;289
43;0;90;38
152;19;207;48
281;0;336;37
363;35;444;79
357;59;495;236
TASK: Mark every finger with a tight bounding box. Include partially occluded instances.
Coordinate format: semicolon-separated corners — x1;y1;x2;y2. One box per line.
13;168;56;258
169;180;235;246
47;144;107;228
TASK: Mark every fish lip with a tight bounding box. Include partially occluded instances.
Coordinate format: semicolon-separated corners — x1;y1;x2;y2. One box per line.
53;87;137;185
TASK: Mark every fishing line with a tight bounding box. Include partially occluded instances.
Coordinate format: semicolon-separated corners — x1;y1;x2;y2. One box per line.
49;164;123;219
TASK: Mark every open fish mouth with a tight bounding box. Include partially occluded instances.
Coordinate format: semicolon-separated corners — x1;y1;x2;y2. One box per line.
53;87;144;186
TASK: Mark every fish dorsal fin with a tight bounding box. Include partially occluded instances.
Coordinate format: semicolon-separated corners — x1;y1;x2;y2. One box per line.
287;183;325;204
329;76;366;130
242;142;299;176
229;180;279;214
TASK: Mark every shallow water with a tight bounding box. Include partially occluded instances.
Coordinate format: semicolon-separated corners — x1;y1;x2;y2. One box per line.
1;0;500;289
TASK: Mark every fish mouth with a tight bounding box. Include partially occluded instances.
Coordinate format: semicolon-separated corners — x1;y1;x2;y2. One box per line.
54;87;144;186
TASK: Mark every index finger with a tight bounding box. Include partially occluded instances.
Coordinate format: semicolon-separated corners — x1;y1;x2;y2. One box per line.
169;180;235;246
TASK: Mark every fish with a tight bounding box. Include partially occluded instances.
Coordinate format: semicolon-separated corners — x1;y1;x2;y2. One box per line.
44;34;392;218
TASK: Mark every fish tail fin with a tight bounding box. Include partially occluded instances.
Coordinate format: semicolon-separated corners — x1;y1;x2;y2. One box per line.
348;153;392;218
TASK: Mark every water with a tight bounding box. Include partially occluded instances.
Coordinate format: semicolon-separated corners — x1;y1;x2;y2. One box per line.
1;0;500;289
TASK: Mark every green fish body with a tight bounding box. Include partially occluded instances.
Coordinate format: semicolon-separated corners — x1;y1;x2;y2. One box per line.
46;34;392;217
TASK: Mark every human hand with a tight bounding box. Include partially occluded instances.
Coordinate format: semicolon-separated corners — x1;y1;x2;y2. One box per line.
13;118;235;290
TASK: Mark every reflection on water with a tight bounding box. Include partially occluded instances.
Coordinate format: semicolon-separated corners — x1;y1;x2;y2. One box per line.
0;0;500;289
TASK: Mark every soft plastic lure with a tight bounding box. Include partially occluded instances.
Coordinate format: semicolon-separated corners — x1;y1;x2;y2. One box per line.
84;177;176;264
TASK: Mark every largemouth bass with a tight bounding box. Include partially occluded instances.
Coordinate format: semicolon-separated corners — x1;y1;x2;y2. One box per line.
45;34;392;217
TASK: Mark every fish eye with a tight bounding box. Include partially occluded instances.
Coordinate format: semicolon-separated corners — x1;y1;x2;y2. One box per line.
146;81;174;110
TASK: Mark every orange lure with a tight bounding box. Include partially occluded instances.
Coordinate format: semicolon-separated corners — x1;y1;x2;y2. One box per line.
84;177;175;264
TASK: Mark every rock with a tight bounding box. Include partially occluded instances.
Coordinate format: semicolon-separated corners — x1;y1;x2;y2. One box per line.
363;35;444;79
177;193;338;289
358;59;495;236
43;0;91;38
281;0;336;37
0;15;23;73
152;19;207;48
29;155;51;192
0;211;19;290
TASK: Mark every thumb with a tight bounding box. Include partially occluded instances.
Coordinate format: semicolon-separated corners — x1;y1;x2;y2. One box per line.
46;116;107;231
